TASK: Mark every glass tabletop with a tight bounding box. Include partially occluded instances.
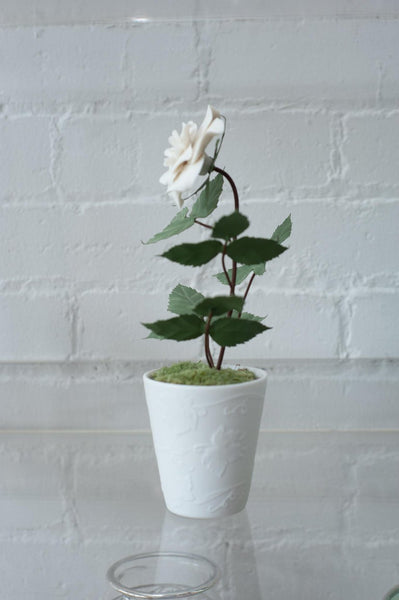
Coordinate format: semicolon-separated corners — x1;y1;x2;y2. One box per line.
1;0;394;26
1;430;398;599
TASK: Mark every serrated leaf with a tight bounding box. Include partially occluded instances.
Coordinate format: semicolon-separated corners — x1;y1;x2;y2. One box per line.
215;265;250;286
146;330;166;340
194;295;244;317
190;174;223;219
271;214;292;244
226;237;287;265
144;207;195;244
168;284;205;315
209;318;269;347
252;262;266;276
212;211;249;240
162;240;223;266
215;262;265;285
215;264;257;286
212;310;266;322
142;315;204;341
236;311;266;322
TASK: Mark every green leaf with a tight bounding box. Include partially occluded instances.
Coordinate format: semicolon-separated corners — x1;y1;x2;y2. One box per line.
168;284;205;315
190;174;223;219
271;214;292;244
252;262;266;276
214;217;291;283
144;207;195;244
215;264;255;286
194;295;244;317
146;330;166;340
214;262;265;285
142;315;205;341
212;211;249;240
212;310;266;323
226;237;287;265
162;240;223;266
209;318;269;347
236;311;266;322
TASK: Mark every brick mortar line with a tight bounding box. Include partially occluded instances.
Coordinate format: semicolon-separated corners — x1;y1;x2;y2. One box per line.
1;196;399;208
3;188;399;205
2;106;399;118
1;283;398;295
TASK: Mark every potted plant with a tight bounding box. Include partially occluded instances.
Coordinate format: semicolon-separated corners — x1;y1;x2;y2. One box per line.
143;106;292;519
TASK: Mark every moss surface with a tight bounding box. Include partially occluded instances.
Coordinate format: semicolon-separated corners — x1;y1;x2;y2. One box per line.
149;361;257;386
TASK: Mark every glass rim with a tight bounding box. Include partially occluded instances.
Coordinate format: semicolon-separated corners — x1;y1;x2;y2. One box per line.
107;551;220;599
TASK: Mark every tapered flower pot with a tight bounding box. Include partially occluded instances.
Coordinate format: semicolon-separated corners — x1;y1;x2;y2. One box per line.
143;366;267;519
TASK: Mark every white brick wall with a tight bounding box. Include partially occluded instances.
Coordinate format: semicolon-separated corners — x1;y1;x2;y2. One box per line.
0;293;70;360
343;113;399;184
207;20;399;105
0;6;398;430
0;116;52;197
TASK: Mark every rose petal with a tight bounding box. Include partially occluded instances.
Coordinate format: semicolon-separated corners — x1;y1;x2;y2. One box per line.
168;189;183;208
192;117;224;163
168;158;204;193
160;108;223;205
171;143;193;175
159;170;171;185
197;105;220;140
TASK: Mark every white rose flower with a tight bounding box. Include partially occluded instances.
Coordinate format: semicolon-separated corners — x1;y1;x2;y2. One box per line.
160;105;225;208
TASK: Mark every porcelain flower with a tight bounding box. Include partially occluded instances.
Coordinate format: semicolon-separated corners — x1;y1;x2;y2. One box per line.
160;105;225;208
145;108;292;372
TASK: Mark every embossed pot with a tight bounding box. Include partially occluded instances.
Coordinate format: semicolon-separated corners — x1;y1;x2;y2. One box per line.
143;366;267;519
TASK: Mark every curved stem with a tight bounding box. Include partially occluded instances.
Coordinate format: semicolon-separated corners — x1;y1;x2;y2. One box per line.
212;166;241;370
213;166;240;212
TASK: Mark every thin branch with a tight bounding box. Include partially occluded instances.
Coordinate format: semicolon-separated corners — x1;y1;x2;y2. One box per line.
216;347;225;370
212;166;241;370
194;218;213;230
204;311;214;369
238;272;256;318
221;245;233;291
213;166;240;212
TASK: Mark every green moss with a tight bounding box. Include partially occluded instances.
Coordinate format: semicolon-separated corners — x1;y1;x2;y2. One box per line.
149;361;256;386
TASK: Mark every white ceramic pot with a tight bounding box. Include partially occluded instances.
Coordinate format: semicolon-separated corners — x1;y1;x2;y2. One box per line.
143;366;267;519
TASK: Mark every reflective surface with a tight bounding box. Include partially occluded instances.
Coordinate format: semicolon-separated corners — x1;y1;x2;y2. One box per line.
107;552;219;598
2;0;395;26
1;431;398;599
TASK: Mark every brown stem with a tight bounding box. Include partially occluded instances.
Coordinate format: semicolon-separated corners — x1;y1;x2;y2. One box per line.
238;273;256;317
221;245;233;291
204;311;214;368
194;218;213;230
213;166;241;369
216;346;226;370
213;166;240;212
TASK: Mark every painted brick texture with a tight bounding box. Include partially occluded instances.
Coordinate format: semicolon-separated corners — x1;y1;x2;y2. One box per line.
0;7;398;430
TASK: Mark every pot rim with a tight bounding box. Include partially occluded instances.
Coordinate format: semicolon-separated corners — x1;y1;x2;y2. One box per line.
143;364;267;390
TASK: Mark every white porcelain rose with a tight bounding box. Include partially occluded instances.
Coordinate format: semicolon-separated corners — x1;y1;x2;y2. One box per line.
160;105;225;208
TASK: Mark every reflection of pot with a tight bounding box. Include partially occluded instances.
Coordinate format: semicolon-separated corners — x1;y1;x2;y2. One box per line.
159;509;262;600
143;366;267;519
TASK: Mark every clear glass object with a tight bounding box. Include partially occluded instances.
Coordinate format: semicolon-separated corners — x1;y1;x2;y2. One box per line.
107;551;219;599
